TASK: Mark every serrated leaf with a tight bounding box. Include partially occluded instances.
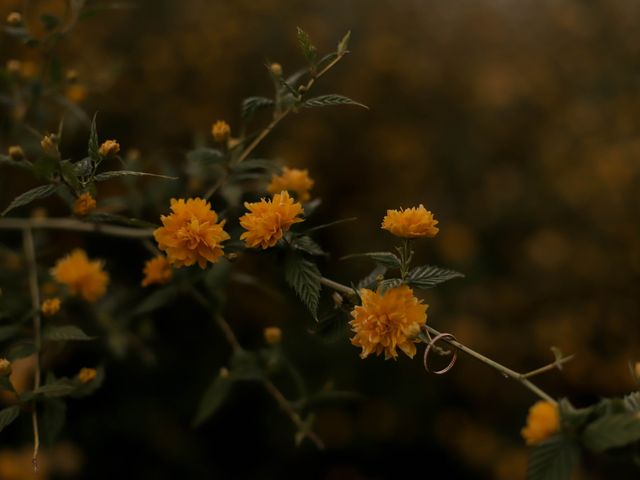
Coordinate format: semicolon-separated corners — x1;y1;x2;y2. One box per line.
285;254;321;319
43;325;95;342
378;278;404;294
193;375;232;427
583;412;640;452
296;27;317;65
242;96;275;119
357;266;387;290
41;399;66;446
186;148;225;165
2;184;58;216
624;392;640;412
93;170;177;182
291;235;326;256
527;435;580;480
558;398;594;430
342;252;401;269
60;160;81;191
34;379;77;398
73;157;93;176
0;406;20;433
337;30;351;55
303;94;368;109
407;265;465;289
88;113;99;160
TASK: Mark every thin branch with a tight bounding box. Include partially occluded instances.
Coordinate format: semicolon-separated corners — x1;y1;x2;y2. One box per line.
0;217;154;238
23;228;41;471
521;355;575;379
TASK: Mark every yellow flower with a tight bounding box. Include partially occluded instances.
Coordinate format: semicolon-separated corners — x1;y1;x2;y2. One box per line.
77;368;97;384
264;327;282;345
41;298;61;316
51;249;109;302
8;146;24;161
7;12;22;25
521;401;560;445
0;358;11;376
350;285;427;360
239;190;304;249
267;167;315;203
211;120;231;143
98;139;120;157
381;204;439;238
6;60;21;74
270;63;282;76
154;198;230;268
141;255;173;287
65;84;87;103
40;134;58;155
73;192;96;216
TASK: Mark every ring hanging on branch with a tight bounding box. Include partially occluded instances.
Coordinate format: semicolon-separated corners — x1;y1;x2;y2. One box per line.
423;330;458;375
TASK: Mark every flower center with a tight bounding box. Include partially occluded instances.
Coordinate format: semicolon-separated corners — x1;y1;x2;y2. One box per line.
177;217;210;249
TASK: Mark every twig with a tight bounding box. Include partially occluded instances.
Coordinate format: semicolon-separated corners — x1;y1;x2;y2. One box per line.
521;355;575;379
0;217;154;238
22;228;41;471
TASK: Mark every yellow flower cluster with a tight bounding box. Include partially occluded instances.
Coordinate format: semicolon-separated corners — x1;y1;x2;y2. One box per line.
8;146;23;161
41;298;61;316
73;192;96;216
51;249;109;302
6;12;21;25
382;205;439;238
41;134;58;156
521;401;560;445
264;327;282;345
240;191;304;249
0;358;11;376
350;285;427;360
141;255;173;287
98;140;120;157
77;368;97;384
211;120;231;143
154;198;229;268
267;167;314;203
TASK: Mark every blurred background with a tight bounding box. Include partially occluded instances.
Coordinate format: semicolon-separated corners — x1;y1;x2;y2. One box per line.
2;0;640;478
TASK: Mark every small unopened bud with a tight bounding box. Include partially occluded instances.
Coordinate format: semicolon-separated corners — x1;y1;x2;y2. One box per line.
73;192;96;216
8;145;24;160
270;63;282;77
211;120;230;143
0;358;12;376
7;12;22;26
264;327;282;345
219;367;230;379
41;298;61;316
98;139;120;157
77;367;97;384
226;252;239;262
40;134;58;155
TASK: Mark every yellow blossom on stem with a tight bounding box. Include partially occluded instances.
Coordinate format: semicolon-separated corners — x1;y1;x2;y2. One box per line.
41;298;61;316
6;59;21;74
382;204;439;238
270;63;282;76
77;368;97;384
350;285;427;360
0;358;11;376
51;249;109;302
211;120;231;143
521;401;560;445
264;327;282;345
66;84;87;103
154;198;230;268
73;192;96;216
141;255;173;287
267;167;315;203
239;190;304;249
8;145;24;161
41;134;58;155
7;12;22;25
98;139;120;157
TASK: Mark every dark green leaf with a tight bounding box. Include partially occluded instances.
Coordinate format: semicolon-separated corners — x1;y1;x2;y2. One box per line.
231;159;279;173
186;148;225;165
337;30;351;55
624;392;640;412
285;254;321;319
84;212;158;229
0;406;20;433
558;398;594;431
0;325;21;343
32;156;59;178
73;157;93;176
88;113;99;160
407;265;465;289
342;252;401;269
291;235;326;256
41;399;66;446
193;375;231;427
43;325;95;342
93;170;177;182
378;278;404;294
303;94;368;109
527;435;580;480
583;412;640;452
357;266;387;290
34;379;77;398
6;341;36;361
0;155;33;172
242;96;275;119
60;160;81;191
2;184;58;216
296;26;317;65
230;349;264;381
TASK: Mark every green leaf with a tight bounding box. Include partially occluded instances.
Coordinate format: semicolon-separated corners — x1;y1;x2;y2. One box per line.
88;113;99;160
230;349;264;381
242;96;275;119
342;252;401;269
186;148;225;165
0;155;33;172
291;235;326;256
378;278;404;294
0;325;21;343
2;184;58;216
527;435;580;480
337;30;351;55
34;379;77;398
230;159;280;176
624;392;640;412
583;412;640;452
73;157;93;176
60;160;81;192
6;341;36;361
43;325;96;342
285;253;321;319
41;399;66;446
303;94;368;109
558;398;594;431
193;375;232;427
357;266;387;290
0;406;20;433
296;27;317;65
32;156;59;178
84;212;158;229
93;170;177;182
407;265;465;289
